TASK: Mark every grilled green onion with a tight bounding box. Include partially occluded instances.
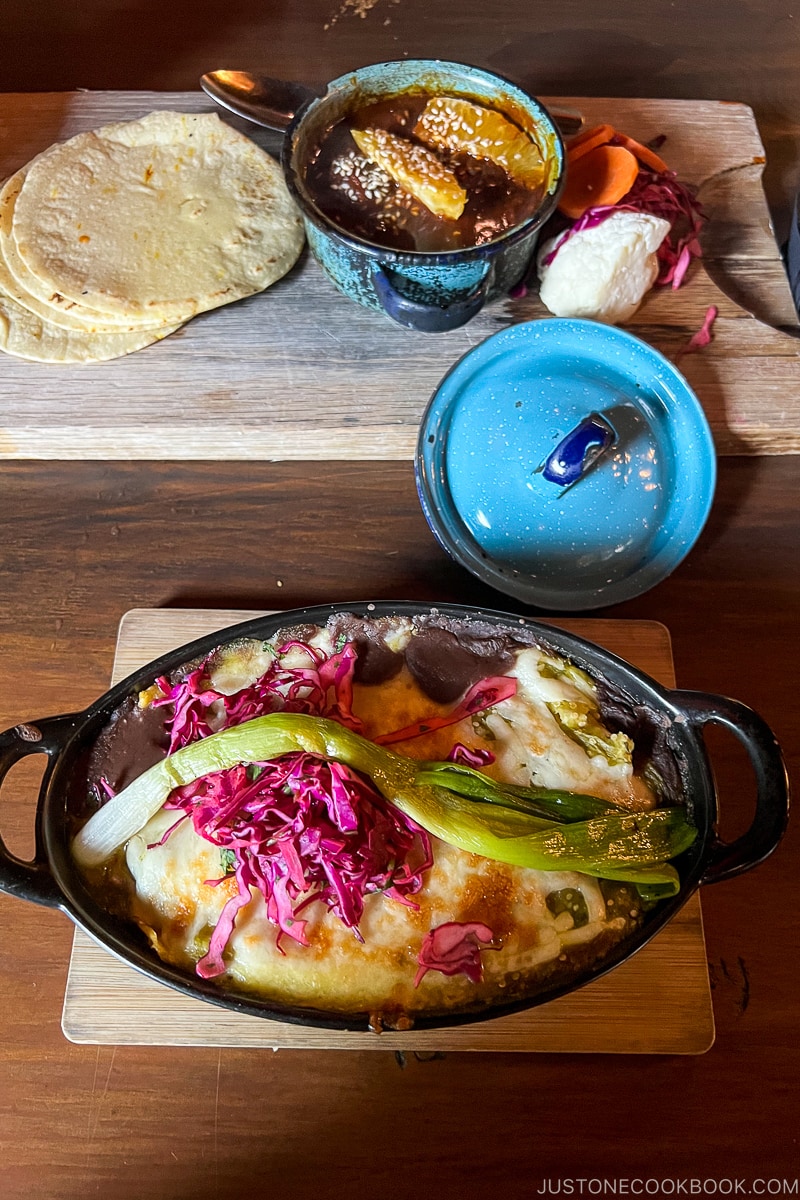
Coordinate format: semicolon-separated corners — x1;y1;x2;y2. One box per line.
72;712;695;895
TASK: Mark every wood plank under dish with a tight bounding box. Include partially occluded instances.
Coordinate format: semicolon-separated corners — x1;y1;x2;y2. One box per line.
0;92;798;458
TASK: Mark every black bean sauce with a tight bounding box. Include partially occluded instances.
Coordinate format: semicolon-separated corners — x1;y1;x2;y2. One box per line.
304;93;548;253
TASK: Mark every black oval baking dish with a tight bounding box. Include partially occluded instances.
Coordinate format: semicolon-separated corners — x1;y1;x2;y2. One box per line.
0;601;790;1031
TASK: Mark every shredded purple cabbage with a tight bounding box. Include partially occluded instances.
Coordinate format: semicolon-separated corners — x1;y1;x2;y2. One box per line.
542;166;706;289
151;639;363;755
681;304;718;354
414;921;496;987
145;637;438;978
145;637;512;981
160;752;432;979
374;675;517;746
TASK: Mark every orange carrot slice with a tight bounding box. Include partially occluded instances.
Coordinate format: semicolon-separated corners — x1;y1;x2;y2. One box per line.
613;133;669;173
557;144;639;218
566;123;615;151
567;128;615;165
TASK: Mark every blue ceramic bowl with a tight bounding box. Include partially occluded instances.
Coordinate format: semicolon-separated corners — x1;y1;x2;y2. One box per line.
282;60;564;332
416;319;717;610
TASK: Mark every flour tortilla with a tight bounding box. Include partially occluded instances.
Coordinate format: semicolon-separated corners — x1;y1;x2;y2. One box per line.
10;111;304;321
0;283;181;362
0;169;175;330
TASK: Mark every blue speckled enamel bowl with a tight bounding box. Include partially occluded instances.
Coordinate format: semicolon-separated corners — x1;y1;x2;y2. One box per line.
282;60;564;332
416;319;717;609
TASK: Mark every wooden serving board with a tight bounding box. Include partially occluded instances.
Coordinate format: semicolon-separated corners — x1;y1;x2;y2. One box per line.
62;608;715;1053
0;91;799;459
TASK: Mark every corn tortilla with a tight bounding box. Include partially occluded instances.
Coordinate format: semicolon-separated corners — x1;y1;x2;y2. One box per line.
0;168;180;330
0;282;182;362
10;111;304;321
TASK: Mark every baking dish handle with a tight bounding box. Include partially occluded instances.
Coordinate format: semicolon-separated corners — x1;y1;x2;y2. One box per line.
672;691;790;885
0;714;79;908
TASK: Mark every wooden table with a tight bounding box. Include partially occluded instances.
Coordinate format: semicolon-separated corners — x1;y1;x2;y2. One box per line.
1;3;799;1196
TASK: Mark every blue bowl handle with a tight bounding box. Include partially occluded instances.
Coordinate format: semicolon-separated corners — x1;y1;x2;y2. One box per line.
371;261;491;332
670;690;791;885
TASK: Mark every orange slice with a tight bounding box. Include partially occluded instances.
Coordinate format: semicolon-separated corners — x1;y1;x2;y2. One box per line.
414;96;547;187
351;127;466;219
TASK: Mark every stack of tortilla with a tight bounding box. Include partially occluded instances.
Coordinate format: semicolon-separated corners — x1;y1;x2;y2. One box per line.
0;111;305;363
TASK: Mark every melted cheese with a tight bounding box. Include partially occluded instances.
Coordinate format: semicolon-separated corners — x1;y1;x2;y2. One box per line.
123;629;649;1017
354;647;653;810
127;810;619;1014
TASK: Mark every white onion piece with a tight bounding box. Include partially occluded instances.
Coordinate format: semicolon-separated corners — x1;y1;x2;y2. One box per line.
72;761;184;869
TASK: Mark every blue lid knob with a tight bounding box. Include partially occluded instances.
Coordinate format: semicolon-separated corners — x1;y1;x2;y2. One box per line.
540;412;616;487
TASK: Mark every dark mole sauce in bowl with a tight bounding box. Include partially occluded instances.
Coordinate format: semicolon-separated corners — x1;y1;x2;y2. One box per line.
303;92;548;253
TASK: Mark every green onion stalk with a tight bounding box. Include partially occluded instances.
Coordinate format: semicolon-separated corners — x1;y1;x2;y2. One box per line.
73;712;696;898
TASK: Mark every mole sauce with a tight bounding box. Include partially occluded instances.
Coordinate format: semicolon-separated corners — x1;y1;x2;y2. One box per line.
304;93;548;253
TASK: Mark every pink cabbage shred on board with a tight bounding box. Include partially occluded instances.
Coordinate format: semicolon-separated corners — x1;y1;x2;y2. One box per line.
145;636;514;981
682;304;718;354
542;165;706;289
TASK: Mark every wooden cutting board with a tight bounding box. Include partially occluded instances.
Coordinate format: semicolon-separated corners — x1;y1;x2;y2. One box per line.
0;92;798;459
61;609;715;1053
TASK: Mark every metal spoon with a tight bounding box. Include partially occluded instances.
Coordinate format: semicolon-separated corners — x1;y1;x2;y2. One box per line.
200;70;318;133
200;69;583;138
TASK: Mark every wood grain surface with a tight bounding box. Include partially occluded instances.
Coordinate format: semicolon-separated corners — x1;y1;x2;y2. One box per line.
62;608;713;1054
1;92;799;458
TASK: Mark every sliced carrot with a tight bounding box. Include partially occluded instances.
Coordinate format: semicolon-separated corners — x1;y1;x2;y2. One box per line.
612;133;669;173
557;144;640;219
567;128;615;165
566;123;615;151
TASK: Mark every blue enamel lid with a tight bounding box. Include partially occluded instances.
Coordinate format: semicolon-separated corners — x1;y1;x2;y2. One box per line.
415;318;716;611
